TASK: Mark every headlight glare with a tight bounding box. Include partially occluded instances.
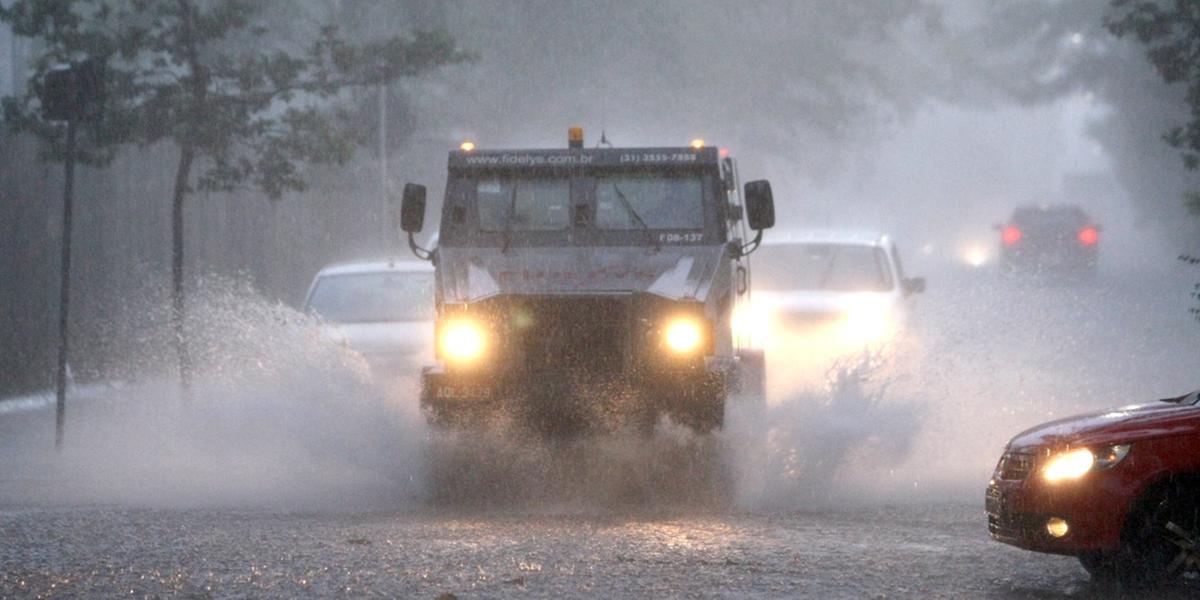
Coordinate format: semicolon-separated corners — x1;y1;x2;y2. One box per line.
664;318;703;353
1043;444;1131;483
841;309;890;344
1043;448;1094;482
440;319;485;363
838;296;893;344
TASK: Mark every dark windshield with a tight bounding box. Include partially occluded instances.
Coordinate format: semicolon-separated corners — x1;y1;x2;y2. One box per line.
441;169;720;247
477;177;570;232
755;243;895;292
595;173;704;229
306;271;434;323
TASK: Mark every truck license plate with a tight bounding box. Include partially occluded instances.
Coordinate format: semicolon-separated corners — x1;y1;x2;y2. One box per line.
435;385;492;400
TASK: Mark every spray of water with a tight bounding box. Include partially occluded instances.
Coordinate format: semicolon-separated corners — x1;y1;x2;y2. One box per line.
728;344;925;510
0;276;426;510
17;271;1143;514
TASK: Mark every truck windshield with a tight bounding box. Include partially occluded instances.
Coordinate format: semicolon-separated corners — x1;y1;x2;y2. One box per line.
595;173;703;229
306;272;434;323
755;243;895;292
477;177;570;232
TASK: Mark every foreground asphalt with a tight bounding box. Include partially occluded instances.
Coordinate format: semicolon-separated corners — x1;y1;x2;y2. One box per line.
0;502;1148;599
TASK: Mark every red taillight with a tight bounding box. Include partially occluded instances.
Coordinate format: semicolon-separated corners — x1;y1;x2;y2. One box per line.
1002;226;1022;245
1078;227;1098;246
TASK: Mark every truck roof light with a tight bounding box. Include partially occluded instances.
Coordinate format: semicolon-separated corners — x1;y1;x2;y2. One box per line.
568;126;583;149
460;141;476;152
719;147;730;158
690;138;705;149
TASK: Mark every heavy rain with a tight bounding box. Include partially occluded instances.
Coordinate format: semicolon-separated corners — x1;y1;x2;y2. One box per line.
2;1;1199;597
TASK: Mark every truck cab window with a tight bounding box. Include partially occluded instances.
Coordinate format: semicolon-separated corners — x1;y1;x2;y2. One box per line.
594;174;703;230
477;177;570;232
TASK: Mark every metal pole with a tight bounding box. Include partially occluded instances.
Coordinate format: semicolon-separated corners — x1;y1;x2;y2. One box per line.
379;84;388;258
55;118;77;451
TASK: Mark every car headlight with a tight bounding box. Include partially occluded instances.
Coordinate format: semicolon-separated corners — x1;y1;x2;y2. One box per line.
664;318;703;354
439;319;486;363
840;299;892;344
732;303;772;346
1042;444;1131;482
962;245;990;268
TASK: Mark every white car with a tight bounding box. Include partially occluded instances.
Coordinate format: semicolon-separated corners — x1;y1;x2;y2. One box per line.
738;231;924;357
303;261;435;373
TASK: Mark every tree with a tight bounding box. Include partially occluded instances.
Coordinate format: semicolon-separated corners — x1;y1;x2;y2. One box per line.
1;0;472;393
1107;0;1200;215
1108;1;1200;321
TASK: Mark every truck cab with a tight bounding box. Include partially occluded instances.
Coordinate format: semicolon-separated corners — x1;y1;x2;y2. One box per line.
400;131;774;434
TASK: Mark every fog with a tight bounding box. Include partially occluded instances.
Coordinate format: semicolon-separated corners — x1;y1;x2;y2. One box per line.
2;0;1200;514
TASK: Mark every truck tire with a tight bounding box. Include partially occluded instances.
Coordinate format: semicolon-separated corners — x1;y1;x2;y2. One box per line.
672;373;725;434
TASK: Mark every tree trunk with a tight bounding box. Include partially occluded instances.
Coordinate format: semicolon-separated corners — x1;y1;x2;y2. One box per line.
55;120;77;448
172;143;194;399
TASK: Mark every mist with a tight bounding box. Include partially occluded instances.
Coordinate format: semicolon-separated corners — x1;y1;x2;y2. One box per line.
3;0;1200;512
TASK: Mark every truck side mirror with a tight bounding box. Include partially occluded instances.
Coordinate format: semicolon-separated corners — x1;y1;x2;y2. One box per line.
744;180;775;230
401;183;426;233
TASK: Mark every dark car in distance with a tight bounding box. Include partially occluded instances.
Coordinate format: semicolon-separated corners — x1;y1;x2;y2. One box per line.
997;205;1099;276
987;390;1200;587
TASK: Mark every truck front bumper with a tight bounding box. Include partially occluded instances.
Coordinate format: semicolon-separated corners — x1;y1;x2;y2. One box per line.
419;359;732;429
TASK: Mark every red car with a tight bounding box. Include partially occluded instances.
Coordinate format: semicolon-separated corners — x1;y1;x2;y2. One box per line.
987;390;1200;586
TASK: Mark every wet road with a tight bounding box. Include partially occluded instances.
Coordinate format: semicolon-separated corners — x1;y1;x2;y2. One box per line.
1;261;1198;598
0;503;1133;598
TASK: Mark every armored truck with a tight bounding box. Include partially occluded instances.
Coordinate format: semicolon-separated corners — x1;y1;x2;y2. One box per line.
400;129;774;434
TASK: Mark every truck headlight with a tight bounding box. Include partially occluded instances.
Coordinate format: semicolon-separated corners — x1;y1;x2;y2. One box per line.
440;319;486;363
1043;444;1130;482
664;318;703;354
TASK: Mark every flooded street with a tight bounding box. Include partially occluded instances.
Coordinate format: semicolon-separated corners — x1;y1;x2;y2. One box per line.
2;262;1196;598
1;504;1100;599
4;1;1200;597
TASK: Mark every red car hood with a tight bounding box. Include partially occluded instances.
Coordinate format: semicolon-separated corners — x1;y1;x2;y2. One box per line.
1008;396;1200;450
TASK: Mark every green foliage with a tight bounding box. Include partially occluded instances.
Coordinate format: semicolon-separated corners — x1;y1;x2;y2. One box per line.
0;0;474;199
1187;190;1200;215
1184;254;1200;320
1107;1;1200;190
1112;2;1200;321
1107;0;1200;234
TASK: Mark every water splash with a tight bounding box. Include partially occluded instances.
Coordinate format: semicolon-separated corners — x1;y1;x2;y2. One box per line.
0;275;426;510
729;346;924;510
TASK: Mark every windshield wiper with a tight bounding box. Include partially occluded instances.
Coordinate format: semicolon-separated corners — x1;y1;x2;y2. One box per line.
612;184;660;252
501;183;517;253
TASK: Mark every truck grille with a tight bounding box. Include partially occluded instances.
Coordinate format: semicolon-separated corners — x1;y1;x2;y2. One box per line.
511;297;629;375
996;451;1036;480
